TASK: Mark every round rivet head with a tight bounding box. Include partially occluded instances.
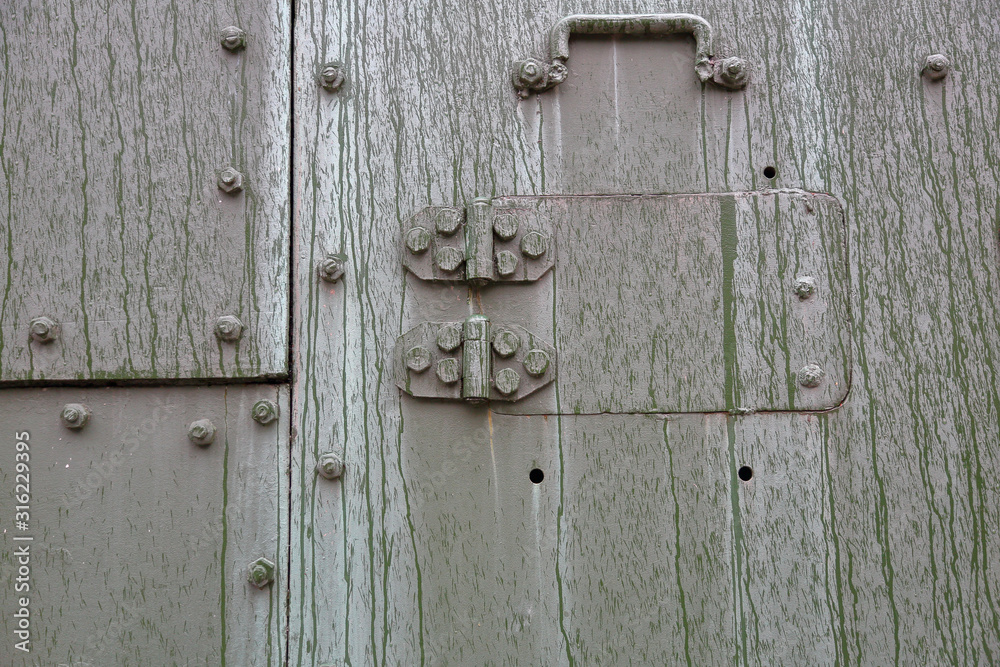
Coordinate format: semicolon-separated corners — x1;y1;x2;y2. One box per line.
793;276;816;300
492;330;521;358
436;357;462;384
319;62;345;92
29;316;58;344
60;403;91;430
187;419;217;447
247;557;275;589
435;210;463;236
520;232;548;259
923;54;950;81
405;345;431;372
317;254;346;283
251;399;279;425
435;246;465;272
523;348;551;377
220;26;246;52
496;250;519;277
217;167;244;194
797;363;825;388
493;212;520;241
214;315;244;342
316;452;344;480
405;227;432;254
495;367;522;395
436;324;462;352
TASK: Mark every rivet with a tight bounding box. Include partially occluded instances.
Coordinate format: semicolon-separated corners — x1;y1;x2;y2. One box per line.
29;316;59;344
496;250;519;277
317;253;346;283
405;345;431;372
793;276;816;300
797;363;825;388
520;232;548;259
492;330;521;358
435;210;463;236
247;557;275;588
60;403;91;430
187;419;217;446
316;452;344;480
923;54;950;81
523;348;551;377
405;227;432;254
217;167;244;194
319;62;345;92
251;399;279;425
436;357;462;384
214;315;244;342
220;26;246;52
436;324;463;352
495;367;522;395
718;56;749;88
435;246;465;272
492;212;520;240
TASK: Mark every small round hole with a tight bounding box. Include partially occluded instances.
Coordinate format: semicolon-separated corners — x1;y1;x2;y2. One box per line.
738;466;753;482
763;165;777;179
529;468;544;484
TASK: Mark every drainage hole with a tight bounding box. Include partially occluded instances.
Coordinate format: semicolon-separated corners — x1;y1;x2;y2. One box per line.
529;468;545;484
763;165;777;179
738;466;754;482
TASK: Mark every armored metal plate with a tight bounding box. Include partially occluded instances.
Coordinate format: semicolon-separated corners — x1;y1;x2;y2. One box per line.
0;6;290;383
0;385;287;665
486;190;850;415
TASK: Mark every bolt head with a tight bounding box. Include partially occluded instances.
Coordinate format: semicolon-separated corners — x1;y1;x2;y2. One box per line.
519;232;548;259
316;452;344;480
492;212;520;241
28;316;58;344
797;363;826;388
523;348;551;377
492;330;521;358
187;418;217;446
405;227;432;254
717;56;749;88
319;63;345;92
436;324;463;352
60;403;91;430
217;167;244;193
247;557;275;588
496;250;519;277
435;210;463;236
251;399;279;425
495;367;522;395
404;345;432;372
317;254;346;283
513;58;546;88
220;26;246;52
214;315;244;342
793;276;816;300
923;54;950;80
436;357;462;384
435;246;465;272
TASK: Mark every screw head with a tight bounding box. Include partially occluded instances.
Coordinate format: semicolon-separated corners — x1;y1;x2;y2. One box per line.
797;363;826;388
493;212;520;241
404;345;431;372
436;324;463;352
405;227;432;254
317;254;346;283
435;210;463;236
519;232;548;259
718;56;749;88
247;557;275;588
251;399;279;425
492;330;521;358
436;357;462;384
316;452;344;480
495;367;522;395
60;403;91;430
217;167;244;194
319;63;345;91
28;316;58;344
214;315;244;342
187;419;217;446
496;250;519;277
793;276;816;300
435;246;465;272
220;26;246;51
523;348;551;377
923;54;950;80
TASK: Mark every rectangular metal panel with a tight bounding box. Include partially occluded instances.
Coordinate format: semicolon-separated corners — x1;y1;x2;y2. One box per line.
0;385;287;665
0;2;291;383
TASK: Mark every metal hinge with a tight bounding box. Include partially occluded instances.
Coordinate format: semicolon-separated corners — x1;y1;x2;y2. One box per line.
401;198;554;285
395;315;556;402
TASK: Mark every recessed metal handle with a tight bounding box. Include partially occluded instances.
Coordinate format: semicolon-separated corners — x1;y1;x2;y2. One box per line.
512;13;749;98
